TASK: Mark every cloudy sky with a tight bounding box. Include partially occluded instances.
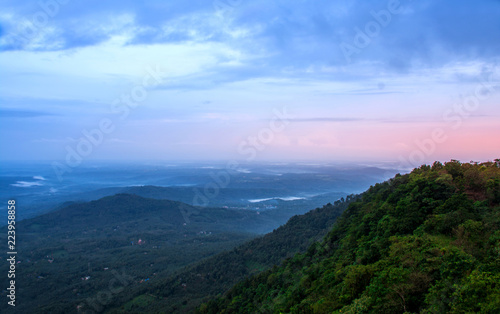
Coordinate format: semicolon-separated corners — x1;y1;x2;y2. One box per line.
1;0;499;165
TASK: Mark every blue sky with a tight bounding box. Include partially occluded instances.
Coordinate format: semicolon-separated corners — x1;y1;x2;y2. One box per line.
1;0;499;165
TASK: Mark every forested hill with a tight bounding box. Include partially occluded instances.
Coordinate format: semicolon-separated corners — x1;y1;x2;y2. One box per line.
106;195;355;313
199;160;500;313
0;194;285;313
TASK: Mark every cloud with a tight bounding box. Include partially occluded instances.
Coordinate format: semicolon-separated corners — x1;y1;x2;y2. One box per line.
0;0;499;162
31;138;75;143
0;109;55;118
0;0;498;92
291;117;365;123
1;1;498;65
11;181;44;188
107;138;135;144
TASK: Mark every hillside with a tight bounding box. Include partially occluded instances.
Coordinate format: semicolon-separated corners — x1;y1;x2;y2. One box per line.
0;194;277;313
3;162;388;223
199;160;500;313
105;197;354;313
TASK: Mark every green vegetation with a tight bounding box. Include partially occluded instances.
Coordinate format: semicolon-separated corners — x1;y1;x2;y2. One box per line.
106;197;352;313
0;194;276;313
0;191;350;313
199;160;500;313
3;160;498;313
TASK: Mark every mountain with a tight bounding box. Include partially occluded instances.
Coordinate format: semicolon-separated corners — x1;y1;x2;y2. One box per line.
105;196;355;313
199;160;500;313
0;194;279;313
2;162;395;223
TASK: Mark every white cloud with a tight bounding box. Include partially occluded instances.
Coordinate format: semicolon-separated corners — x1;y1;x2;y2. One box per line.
11;181;44;187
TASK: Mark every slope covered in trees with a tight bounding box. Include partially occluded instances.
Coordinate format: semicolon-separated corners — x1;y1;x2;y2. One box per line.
200;160;500;313
106;196;354;313
0;194;276;313
0;190;352;313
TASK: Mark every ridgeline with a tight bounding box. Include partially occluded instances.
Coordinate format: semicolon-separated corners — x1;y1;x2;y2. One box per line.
199;160;500;313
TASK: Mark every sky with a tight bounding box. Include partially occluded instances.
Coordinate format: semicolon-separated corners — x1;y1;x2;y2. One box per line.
0;0;499;166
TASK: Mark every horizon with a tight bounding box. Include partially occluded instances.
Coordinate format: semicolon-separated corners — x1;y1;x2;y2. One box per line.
2;157;498;170
1;0;499;165
1;1;499;308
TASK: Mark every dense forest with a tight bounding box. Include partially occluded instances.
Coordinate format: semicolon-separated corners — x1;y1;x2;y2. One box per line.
199;160;500;313
0;187;350;313
106;196;354;313
2;160;498;313
0;195;275;313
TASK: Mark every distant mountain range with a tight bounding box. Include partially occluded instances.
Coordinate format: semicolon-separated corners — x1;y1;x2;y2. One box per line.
0;194;273;313
198;160;500;313
1;162;399;222
7;161;495;313
0;186;353;313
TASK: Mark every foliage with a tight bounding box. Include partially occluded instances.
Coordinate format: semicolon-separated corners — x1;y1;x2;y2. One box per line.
106;196;353;313
0;194;273;313
199;160;500;313
0;192;353;313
